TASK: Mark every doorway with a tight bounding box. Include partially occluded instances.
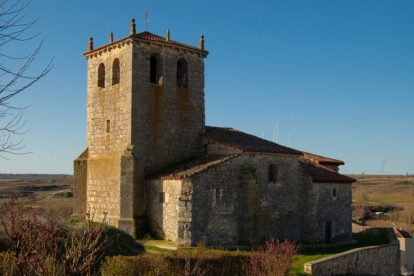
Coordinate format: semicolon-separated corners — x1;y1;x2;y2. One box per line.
325;221;332;244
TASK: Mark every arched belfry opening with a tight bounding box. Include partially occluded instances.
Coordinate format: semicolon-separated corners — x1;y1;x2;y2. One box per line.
98;63;105;88
269;164;278;182
150;53;163;85
176;58;188;88
112;59;120;85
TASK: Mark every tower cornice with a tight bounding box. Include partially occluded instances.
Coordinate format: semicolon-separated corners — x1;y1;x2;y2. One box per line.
84;32;208;60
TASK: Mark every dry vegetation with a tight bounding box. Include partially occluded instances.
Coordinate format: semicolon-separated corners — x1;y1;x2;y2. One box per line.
0;174;397;275
0;174;73;219
350;174;414;232
0;175;303;275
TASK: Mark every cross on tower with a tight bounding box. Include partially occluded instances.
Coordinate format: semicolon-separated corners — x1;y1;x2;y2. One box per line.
144;10;149;31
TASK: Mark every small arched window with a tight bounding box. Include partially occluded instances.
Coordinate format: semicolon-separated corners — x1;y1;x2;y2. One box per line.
176;58;188;88
98;63;105;88
112;59;120;85
269;164;278;182
150;53;163;85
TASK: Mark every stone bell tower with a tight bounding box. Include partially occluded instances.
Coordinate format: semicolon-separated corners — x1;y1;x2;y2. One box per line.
72;18;208;236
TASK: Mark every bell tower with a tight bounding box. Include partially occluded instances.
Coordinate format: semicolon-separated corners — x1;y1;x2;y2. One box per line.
73;19;208;237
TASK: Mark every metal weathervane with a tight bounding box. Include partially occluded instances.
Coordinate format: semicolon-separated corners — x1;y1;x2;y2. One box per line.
144;10;149;31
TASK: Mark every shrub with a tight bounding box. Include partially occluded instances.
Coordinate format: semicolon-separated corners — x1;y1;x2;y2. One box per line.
102;249;247;276
242;238;298;276
102;254;170;276
0;195;111;275
0;195;62;275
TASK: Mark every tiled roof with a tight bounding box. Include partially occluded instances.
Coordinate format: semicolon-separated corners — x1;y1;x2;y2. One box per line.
146;155;238;181
84;31;208;55
302;151;345;165
202;126;303;156
134;32;208;53
299;160;356;183
394;228;413;239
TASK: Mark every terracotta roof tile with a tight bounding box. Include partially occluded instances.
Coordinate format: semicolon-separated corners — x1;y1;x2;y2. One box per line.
202;126;303;156
299;160;356;183
134;32;208;53
301;151;345;165
394;228;413;238
146;154;238;181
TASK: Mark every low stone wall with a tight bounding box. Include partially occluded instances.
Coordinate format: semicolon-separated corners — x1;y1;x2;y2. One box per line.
304;228;400;276
360;227;398;243
351;221;368;233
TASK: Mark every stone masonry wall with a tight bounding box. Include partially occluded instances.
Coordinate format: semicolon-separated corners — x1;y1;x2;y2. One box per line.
86;42;133;157
146;179;181;241
181;153;302;246
300;174;352;244
399;237;414;275
83;42;135;232
86;156;121;222
131;41;205;174
304;242;401;276
201;137;241;155
79;38;206;237
72;148;88;219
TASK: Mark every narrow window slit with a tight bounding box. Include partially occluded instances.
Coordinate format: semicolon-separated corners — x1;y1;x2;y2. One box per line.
106;120;110;133
98;63;105;88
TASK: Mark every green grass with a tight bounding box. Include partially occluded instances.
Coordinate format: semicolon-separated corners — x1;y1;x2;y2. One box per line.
144;245;174;253
366;194;407;204
133;233;388;276
290;233;389;275
395;180;414;185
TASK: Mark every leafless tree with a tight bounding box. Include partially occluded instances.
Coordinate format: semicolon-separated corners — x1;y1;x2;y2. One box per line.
400;192;414;232
0;0;53;159
354;189;368;209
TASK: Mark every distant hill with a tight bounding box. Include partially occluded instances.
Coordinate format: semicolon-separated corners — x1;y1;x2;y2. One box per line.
0;174;72;180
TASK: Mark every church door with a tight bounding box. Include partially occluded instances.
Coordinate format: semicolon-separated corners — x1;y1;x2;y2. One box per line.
325;221;332;244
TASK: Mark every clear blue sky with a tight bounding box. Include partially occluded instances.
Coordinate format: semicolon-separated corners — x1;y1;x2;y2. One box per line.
1;0;413;175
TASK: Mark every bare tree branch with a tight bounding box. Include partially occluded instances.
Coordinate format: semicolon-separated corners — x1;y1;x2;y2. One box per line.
0;0;53;158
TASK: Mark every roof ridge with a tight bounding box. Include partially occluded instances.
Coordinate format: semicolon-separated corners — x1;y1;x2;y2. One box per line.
203;126;303;156
146;154;240;181
308;160;338;174
301;151;344;165
299;160;356;183
133;31;208;53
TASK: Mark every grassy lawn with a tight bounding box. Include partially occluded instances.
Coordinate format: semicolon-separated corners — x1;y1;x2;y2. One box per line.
290;233;389;275
127;233;388;276
143;245;174;253
366;194;407;204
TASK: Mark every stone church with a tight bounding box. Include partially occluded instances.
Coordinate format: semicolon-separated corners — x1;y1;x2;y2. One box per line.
73;19;356;247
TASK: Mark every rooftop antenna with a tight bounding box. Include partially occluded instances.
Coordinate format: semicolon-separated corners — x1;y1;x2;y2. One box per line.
144;10;149;31
288;133;291;147
274;121;279;143
277;122;279;143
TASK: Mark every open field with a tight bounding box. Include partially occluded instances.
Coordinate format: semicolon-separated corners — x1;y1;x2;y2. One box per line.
1;173;412;227
0;174;73;219
350;174;414;232
350;175;414;204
